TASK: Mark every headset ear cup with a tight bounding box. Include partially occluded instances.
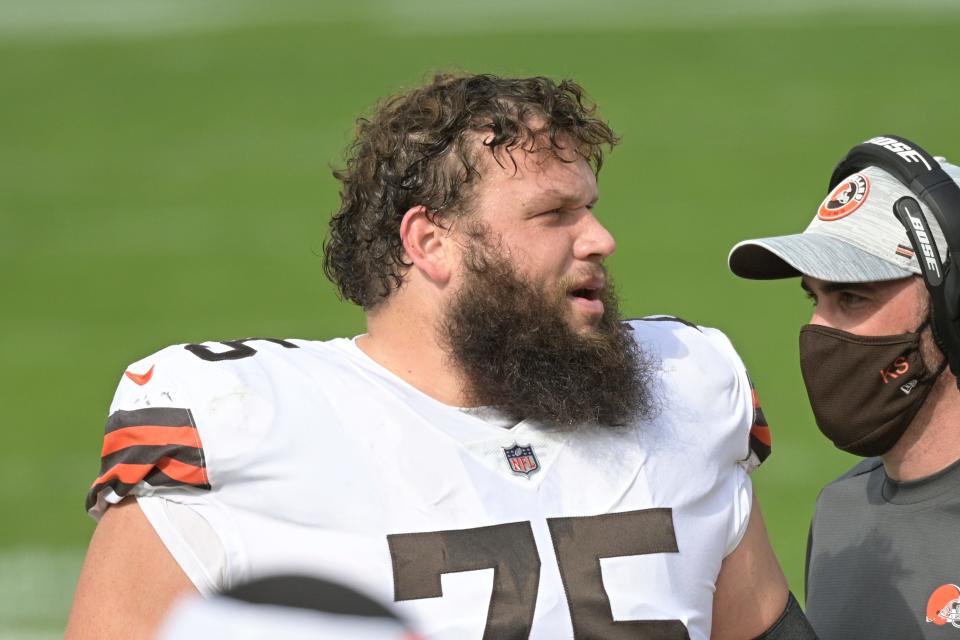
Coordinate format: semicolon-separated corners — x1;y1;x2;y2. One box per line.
932;257;960;382
947;259;960;379
929;304;951;364
841;136;960;389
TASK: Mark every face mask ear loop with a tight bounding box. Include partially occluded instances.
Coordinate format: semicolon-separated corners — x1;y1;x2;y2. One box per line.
918;312;952;387
924;314;954;381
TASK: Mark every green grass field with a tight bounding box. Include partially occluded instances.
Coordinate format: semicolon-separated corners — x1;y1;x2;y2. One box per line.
2;1;959;635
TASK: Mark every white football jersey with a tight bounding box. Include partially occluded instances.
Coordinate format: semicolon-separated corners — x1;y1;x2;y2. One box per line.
87;317;770;640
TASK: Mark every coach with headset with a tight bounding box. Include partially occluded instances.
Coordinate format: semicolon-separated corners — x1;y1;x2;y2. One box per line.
729;135;960;639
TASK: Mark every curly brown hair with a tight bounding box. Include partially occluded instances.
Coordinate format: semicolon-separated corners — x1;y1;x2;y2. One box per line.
324;73;619;309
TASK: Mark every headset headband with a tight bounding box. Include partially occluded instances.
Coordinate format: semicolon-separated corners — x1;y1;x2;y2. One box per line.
829;135;960;382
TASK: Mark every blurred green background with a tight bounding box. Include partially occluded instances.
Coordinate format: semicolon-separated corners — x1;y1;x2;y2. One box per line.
2;0;959;636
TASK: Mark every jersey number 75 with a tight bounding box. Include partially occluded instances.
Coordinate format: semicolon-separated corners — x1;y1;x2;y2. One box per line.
387;508;689;639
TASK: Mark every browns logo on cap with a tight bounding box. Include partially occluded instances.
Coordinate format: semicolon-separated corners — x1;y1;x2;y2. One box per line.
818;173;870;221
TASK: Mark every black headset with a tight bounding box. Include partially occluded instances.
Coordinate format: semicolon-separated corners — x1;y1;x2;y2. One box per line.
829;135;960;384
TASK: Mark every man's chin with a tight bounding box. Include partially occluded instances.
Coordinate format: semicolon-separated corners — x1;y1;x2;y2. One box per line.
568;319;602;336
566;300;606;334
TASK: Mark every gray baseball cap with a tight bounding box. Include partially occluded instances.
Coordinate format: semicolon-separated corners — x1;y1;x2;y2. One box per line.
728;161;959;283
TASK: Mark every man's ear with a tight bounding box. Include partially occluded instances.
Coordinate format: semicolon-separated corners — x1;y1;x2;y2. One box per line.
400;205;455;284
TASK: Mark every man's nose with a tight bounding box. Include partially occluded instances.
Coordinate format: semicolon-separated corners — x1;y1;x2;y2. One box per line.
573;213;616;261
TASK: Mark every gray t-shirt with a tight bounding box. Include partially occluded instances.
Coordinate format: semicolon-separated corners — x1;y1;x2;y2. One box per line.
806;456;960;639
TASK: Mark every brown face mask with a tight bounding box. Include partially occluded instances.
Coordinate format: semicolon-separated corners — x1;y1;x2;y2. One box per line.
799;321;946;457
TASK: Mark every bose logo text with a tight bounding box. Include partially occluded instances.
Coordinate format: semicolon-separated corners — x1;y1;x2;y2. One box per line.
867;136;933;171
907;212;942;278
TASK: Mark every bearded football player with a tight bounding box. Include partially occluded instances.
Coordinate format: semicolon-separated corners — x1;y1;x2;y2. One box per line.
67;74;816;639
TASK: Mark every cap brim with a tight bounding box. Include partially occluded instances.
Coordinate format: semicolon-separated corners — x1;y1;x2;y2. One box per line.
728;233;914;283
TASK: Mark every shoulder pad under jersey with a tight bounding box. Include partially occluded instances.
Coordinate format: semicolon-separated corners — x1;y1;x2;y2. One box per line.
627;317;771;471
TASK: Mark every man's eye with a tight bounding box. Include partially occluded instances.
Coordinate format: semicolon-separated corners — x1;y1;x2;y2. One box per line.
537;209;563;219
838;292;867;306
804;291;818;306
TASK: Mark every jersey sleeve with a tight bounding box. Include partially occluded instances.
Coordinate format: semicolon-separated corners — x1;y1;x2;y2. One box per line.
698;325;773;473
629;316;772;472
696;324;773;555
86;340;284;519
743;371;772;471
87;345;211;517
86;339;301;592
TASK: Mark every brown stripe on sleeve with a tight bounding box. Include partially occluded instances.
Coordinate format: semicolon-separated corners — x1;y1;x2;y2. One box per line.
86;462;211;511
100;444;205;471
105;407;195;433
92;458;209;487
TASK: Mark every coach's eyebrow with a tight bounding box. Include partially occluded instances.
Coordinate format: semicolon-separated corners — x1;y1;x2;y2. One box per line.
801;280;877;295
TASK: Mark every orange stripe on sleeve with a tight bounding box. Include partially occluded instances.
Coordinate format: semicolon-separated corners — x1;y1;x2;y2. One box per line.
101;425;202;457
91;458;208;488
751;423;772;447
100;426;200;456
92;462;155;487
156;457;209;485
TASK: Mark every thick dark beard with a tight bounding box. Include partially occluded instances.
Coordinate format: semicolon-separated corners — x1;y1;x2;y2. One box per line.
441;245;658;428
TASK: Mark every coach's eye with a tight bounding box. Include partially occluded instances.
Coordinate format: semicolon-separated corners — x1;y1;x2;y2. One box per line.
804;290;818;306
838;291;868;308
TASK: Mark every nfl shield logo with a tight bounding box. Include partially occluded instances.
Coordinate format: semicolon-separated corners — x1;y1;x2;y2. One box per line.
503;444;540;477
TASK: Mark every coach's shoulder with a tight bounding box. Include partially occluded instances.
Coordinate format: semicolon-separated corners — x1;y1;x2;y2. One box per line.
817;457;883;504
